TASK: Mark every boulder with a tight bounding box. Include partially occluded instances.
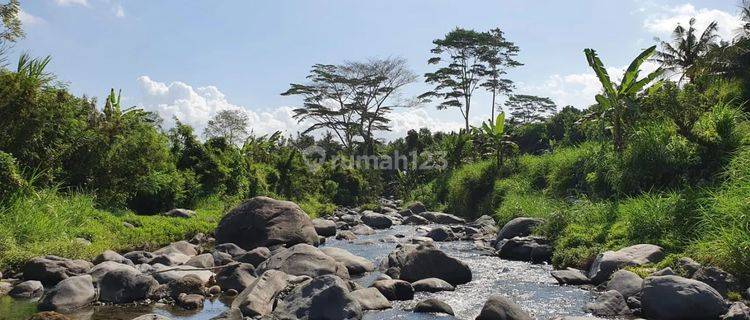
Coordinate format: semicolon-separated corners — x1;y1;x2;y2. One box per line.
419;211;465;224
402;214;430;225
584;290;630;317
258;244;349;279
176;293;205;309
214;196;320;250
320;247;375;275
23;256;93;286
153;241;198;256
398;209;413;217
99;268;159;303
236;247;271;267
9;280;44;298
362;211;393;229
167;274;205;298
412;277;455;292
163;208;195;218
551;268;590;285
606;269;643;299
336;231;358;240
475;295;533;320
676;257;702;277
588;244;664;284
312;218;337;237
273;275;362;320
185;253;215;268
350;287;391;310
37;275;96;312
722;302;750;320
469;215;498;235
88;261;138;283
426;226;456;242
149;253;191;266
406;202;427;214
495;236;552;263
641;275;728;320
371;279;414;301
212;251;234;266
350;224;376;235
152;264;214;285
496;217;543;240
692;266;741;297
93;250;132;266
123;251;155;264
214;243;247;257
398;246;471;285
216;263;257;292
232;270;293;317
414;298;454;316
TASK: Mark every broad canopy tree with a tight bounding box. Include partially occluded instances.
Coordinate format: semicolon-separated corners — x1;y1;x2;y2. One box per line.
505;94;556;124
204;109;250;146
420;27;521;130
282;57;415;155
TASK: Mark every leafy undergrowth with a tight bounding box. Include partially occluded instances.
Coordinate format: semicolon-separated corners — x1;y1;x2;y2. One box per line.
0;189;229;269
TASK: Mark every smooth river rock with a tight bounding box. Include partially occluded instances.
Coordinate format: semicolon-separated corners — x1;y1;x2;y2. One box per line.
641;275;728;320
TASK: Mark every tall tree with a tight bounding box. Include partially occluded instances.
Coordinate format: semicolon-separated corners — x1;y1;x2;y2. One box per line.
420;28;489;131
0;0;23;43
654;17;719;83
204;109;249;145
480;28;522;125
505;94;556;124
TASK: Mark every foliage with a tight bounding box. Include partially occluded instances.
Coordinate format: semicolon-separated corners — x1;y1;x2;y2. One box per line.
654;17;719;83
0;0;23;43
0;150;25;201
505;94;556;124
445;160;497;219
204;109;250;145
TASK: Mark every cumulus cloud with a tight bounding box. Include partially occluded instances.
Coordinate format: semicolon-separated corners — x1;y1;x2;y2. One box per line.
53;0;89;7
135;76;306;136
19;10;44;26
643;3;743;41
384;108;467;139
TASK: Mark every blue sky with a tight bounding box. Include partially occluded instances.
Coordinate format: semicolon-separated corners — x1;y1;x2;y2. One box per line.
11;0;744;138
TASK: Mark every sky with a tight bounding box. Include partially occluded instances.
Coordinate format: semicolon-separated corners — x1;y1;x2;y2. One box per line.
10;0;745;140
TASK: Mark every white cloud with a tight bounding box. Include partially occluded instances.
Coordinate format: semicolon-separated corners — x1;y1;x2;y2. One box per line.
135;76;306;136
19;10;45;26
643;3;743;41
53;0;89;7
384;108;467;139
114;4;125;18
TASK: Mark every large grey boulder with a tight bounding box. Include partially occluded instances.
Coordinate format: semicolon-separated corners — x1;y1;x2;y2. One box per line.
153;241;198;257
37;275;96;312
214;243;247;257
320;247;374;275
426;226;456;242
402;214;430;225
123;251;155;264
722;302;750;320
495;236;552;263
9;280;44;299
149;252;191;266
258;243;349;279
99;268;159;303
398;246;471;285
350;224;376;235
406;202;427;214
93;250;133;266
606;269;643;299
151;264;214;285
414;298;454;316
185;253;215;268
584;290;630;317
588;244;664;284
216;263;256;292
88;261;138;284
412;277;455;292
350;287;391;310
215;196;320;250
166;274;205;298
676;257;702;277
232;270;294;317
692;266;741;297
362;211;393;229
236;247;271;267
273;275;362;320
371;279;414;301
641;275;728;320
419;211;465;224
468;215;498;235
131;315;171;320
496;217;543;240
312;218;337;237
550;268;590;285
23;256;93;286
475;295;533;320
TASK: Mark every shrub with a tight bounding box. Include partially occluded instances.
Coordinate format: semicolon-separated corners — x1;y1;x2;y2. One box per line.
324;166;366;206
446;160;497;219
0;151;26;201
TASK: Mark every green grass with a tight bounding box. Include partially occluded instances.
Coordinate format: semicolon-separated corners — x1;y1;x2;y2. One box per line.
0;189;230;269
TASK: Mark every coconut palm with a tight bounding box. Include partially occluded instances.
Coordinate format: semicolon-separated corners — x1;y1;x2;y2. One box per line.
653;17;719;83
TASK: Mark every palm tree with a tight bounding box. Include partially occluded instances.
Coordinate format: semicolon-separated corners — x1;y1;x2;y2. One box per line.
653;17;719;83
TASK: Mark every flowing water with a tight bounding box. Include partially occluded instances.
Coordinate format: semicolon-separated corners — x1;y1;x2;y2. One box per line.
0;224;597;320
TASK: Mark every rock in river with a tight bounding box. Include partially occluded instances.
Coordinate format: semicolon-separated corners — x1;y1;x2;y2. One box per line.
641;275;727;320
412;277;455;292
414;298;454;316
475;295;533;320
496;217;543;240
312;218;337;237
385;244;471;285
321;247;375;275
216;263;257;292
362;211;393;229
99;268;159;304
371;279;414;301
273;274;362;320
23;256;93;286
214;196;320;250
350;287;391;310
258;243;349;279
38;275;96;312
588;244;664;284
9;280;44;299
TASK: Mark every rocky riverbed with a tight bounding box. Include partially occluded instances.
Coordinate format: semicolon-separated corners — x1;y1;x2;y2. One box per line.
1;196;747;320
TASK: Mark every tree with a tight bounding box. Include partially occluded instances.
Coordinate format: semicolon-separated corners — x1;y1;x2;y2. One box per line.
585;45;663;152
654;17;719;83
204;109;249;145
477;112;517;167
505;94;556;124
282;58;415;154
0;0;23;43
420;28;489;131
480;28;521;125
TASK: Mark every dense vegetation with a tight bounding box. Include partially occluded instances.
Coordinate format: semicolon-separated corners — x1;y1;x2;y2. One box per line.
1;0;749;287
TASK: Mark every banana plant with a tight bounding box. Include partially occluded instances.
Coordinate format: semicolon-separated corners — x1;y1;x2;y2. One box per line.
478;112;517;167
584;45;663;152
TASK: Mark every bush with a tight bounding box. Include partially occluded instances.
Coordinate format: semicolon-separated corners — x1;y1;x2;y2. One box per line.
324;165;366;206
446;160;497;219
0;151;26;201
